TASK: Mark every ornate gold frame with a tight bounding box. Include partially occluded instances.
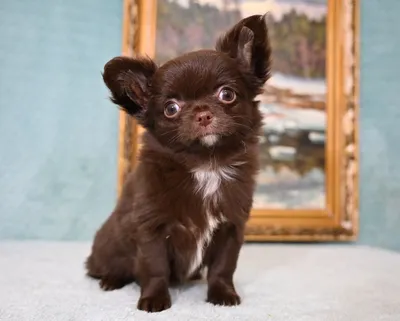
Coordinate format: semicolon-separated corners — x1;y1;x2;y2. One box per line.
117;0;359;241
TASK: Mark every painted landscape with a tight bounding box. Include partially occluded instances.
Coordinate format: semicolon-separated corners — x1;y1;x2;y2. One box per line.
155;0;327;209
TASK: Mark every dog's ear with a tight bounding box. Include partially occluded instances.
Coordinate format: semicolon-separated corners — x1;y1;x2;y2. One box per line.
102;56;157;121
216;14;271;88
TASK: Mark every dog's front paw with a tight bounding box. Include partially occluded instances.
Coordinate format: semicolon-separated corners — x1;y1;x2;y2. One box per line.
137;294;171;312
207;284;241;306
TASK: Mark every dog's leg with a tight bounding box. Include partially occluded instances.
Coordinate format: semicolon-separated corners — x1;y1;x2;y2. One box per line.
136;238;171;312
206;224;243;306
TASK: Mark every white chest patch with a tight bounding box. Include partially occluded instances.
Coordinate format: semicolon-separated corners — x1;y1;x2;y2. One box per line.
187;211;221;277
192;165;237;200
186;163;244;277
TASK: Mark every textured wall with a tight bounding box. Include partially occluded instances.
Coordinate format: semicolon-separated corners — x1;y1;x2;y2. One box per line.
358;0;400;251
0;1;400;250
0;0;122;239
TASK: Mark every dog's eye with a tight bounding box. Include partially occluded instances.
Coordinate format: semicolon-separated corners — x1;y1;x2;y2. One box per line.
164;101;181;118
217;87;236;103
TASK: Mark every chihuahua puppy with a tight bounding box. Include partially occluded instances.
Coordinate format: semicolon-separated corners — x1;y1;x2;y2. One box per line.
85;15;271;312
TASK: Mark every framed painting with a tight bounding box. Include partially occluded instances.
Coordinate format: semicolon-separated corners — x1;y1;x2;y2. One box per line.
117;0;359;241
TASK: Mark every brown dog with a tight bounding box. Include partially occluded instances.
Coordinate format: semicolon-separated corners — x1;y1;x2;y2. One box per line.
85;14;271;312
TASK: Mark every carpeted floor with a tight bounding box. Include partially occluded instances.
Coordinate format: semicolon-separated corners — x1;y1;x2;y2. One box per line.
0;242;400;321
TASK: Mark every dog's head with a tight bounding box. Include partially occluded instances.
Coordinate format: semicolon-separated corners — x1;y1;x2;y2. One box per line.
103;15;271;152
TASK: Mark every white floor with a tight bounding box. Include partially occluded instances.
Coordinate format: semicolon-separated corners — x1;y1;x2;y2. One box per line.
1;242;400;321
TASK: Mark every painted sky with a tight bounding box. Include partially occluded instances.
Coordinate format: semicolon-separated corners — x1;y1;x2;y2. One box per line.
175;0;327;20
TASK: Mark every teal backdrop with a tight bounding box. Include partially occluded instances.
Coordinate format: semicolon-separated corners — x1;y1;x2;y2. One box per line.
0;0;121;240
359;1;400;251
0;1;399;251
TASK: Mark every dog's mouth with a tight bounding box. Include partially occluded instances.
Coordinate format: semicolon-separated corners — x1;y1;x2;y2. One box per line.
191;120;232;147
197;125;216;136
199;134;219;147
196;125;221;147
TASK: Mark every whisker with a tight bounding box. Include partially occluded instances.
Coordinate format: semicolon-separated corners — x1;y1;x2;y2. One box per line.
160;128;179;136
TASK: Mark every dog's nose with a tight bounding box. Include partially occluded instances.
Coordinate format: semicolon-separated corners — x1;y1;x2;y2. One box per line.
196;111;214;127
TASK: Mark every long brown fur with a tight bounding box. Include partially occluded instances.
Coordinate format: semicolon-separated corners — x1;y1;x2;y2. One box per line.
86;14;271;312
